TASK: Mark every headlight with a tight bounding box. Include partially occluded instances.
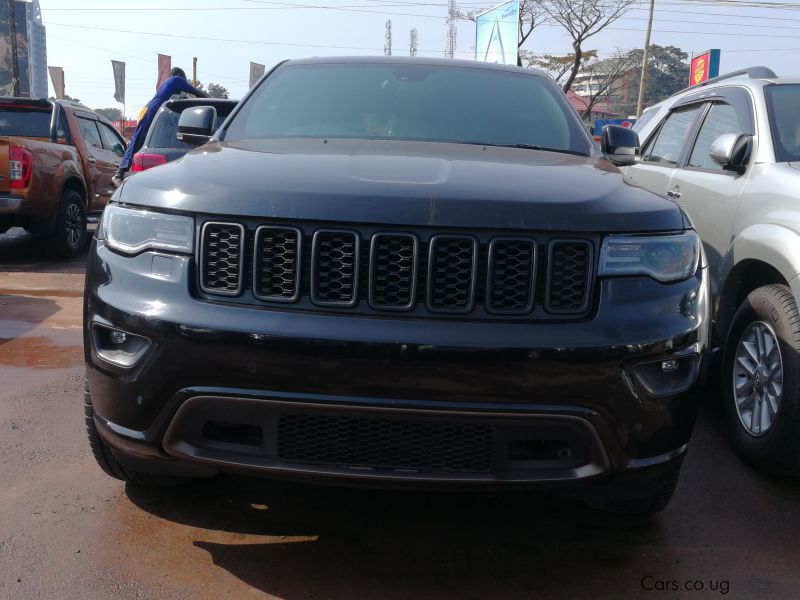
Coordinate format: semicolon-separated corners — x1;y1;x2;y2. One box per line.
102;204;194;255
599;231;700;282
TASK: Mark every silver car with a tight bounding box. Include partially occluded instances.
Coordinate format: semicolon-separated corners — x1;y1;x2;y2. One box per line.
627;67;800;476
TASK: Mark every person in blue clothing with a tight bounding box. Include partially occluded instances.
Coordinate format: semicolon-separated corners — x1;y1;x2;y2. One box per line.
113;67;207;184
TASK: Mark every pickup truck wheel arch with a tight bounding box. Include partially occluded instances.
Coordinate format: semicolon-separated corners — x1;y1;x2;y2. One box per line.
61;178;88;209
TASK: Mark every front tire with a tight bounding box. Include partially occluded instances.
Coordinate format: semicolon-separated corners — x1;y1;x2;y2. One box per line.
722;285;800;476
47;189;86;258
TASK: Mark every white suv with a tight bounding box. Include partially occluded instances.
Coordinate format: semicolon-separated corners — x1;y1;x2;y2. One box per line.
627;66;800;477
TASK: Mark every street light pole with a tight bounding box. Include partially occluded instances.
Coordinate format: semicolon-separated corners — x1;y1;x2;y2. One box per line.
635;0;655;118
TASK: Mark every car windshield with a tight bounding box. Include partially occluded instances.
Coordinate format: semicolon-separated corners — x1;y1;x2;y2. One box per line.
0;108;51;137
224;63;592;155
149;105;232;149
766;84;800;162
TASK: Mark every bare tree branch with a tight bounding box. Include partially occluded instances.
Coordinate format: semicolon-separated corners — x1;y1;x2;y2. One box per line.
576;49;638;119
544;0;637;93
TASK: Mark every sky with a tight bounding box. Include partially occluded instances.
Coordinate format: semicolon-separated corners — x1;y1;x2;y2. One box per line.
37;0;800;119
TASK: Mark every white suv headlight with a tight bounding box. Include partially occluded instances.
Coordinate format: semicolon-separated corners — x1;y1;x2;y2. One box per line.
102;204;194;255
599;232;700;283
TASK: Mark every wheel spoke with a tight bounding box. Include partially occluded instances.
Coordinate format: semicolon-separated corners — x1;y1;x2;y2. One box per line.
736;355;757;375
735;374;754;396
737;391;756;408
741;340;759;364
752;397;762;433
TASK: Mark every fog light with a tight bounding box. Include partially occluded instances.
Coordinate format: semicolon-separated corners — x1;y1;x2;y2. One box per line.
91;324;151;368
661;359;679;373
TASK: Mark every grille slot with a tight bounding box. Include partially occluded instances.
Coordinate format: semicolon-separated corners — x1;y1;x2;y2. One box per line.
200;222;244;296
277;413;493;473
369;233;418;311
426;235;478;313
254;226;301;302
311;230;359;306
487;238;536;314
546;240;592;314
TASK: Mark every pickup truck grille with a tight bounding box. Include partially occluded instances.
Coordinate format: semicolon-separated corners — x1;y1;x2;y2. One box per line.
199;221;594;319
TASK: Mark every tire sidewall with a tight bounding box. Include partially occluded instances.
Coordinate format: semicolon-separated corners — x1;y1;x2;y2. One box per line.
54;191;86;257
722;286;799;469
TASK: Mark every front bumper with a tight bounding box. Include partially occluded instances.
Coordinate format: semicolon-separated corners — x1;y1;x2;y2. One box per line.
85;240;709;487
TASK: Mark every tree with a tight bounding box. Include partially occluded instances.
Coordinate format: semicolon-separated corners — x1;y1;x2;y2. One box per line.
544;0;637;93
524;50;598;85
614;45;689;116
49;94;80;103
206;83;230;99
95;107;123;122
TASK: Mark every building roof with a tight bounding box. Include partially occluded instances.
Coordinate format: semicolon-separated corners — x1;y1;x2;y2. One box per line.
565;89;612;117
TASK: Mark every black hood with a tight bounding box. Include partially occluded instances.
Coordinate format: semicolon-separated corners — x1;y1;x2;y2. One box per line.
118;138;684;232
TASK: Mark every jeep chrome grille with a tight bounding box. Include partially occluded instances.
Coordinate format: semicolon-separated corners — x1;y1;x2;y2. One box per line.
199;223;595;319
254;226;301;302
200;222;244;295
369;234;417;310
312;230;359;306
546;240;593;313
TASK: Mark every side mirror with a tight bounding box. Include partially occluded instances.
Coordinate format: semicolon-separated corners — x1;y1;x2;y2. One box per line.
601;125;641;166
709;133;752;174
177;106;217;147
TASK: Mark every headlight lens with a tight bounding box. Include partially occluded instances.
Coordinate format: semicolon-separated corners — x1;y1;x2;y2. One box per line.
102;204;194;255
599;232;700;282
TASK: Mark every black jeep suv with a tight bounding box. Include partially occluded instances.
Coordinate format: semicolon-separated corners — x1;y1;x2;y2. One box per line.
84;57;709;515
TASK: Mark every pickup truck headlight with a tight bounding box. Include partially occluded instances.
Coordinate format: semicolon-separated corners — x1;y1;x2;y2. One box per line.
102;204;194;255
599;231;700;282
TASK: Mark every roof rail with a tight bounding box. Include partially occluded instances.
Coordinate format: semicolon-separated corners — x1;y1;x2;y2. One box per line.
675;66;777;96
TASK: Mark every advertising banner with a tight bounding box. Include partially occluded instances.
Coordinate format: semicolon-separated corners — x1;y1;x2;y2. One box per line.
112;60;125;104
48;65;64;99
475;0;519;66
249;62;265;88
156;53;171;90
12;0;27;97
690;50;721;86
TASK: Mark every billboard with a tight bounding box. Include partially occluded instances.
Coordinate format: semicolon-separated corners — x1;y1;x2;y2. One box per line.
690;49;720;86
0;0;29;97
475;0;519;66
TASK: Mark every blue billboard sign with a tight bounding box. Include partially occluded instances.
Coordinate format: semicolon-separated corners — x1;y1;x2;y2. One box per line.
475;0;519;66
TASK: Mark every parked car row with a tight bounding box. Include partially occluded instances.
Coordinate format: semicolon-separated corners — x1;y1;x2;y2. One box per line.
0;96;238;257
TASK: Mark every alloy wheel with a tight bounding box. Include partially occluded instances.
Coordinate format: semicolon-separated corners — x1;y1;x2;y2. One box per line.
65;203;83;248
733;321;783;437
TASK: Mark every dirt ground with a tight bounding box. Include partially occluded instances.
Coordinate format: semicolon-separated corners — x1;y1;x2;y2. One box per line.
1;228;799;600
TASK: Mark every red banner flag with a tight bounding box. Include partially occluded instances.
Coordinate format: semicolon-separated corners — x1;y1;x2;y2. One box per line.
157;54;171;90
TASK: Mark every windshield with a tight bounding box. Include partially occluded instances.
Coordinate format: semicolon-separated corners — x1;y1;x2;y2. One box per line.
0;109;51;137
224;63;592;155
149;105;232;149
766;84;800;162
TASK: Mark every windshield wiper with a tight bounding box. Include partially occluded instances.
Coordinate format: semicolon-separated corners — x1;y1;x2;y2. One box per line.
480;143;589;156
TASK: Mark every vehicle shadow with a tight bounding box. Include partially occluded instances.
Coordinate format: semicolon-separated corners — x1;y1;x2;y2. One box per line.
125;472;665;598
0;227;89;273
123;395;800;599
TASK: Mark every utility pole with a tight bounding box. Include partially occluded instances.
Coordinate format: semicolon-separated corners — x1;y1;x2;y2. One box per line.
635;0;655;118
384;20;392;56
445;0;457;59
192;56;198;87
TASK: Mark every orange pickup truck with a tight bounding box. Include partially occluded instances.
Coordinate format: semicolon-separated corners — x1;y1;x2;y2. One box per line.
0;98;127;257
